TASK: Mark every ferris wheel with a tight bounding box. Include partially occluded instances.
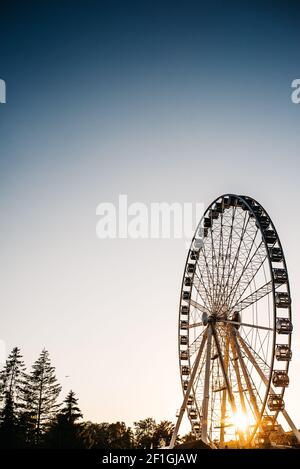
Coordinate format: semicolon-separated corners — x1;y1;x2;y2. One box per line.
170;194;300;448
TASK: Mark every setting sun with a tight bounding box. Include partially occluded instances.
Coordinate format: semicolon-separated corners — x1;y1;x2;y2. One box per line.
232;411;250;432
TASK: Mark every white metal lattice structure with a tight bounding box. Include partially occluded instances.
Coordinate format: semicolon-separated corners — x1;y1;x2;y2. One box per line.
170;194;300;448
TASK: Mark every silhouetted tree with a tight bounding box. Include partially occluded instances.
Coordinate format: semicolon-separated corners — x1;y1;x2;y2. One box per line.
0;347;28;447
180;430;197;445
134;418;156;448
81;421;134;449
81;422;110;448
45;391;83;448
0;392;23;448
59;390;82;423
107;422;134;449
0;347;26;409
152;420;175;447
24;349;61;445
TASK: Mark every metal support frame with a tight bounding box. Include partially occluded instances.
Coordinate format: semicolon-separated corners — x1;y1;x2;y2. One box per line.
211;323;246;446
201;325;212;444
229;331;250;442
169;330;208;449
219;329;230;447
238;333;300;443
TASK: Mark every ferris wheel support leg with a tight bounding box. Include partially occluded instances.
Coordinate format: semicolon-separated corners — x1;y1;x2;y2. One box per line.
211;324;246;447
231;330;261;445
169;331;208;449
201;325;212;445
232;330;261;421
229;333;251;443
219;331;230;448
238;333;300;444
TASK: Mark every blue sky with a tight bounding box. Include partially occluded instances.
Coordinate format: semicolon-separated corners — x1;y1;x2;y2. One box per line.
1;0;300;431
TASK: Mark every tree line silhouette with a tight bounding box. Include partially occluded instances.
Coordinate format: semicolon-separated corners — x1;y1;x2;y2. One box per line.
0;347;193;449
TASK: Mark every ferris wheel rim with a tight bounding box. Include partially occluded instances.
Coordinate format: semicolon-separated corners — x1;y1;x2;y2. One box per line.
178;194;292;447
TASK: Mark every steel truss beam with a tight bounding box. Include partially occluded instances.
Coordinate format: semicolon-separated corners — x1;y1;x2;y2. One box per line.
211;323;246;446
238;333;300;444
169;330;208;449
201;325;212;444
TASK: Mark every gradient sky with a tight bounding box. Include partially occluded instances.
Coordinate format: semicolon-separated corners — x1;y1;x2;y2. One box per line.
1;0;300;433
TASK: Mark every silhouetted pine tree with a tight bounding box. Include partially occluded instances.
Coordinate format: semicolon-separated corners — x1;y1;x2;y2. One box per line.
0;391;22;448
60;390;83;423
45;390;83;448
24;349;61;445
0;347;27;409
0;347;28;447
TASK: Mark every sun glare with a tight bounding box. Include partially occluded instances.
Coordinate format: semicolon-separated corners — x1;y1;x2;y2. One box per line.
232;411;250;432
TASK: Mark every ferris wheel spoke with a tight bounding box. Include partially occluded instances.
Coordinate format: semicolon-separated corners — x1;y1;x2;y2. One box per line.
217;207;237;307
222;239;266;311
214;209;225;312
194;256;214;308
209;224;218;306
220;209;251;311
189;328;207;357
218;319;273;332
228;242;268;308
192;271;213;310
189;299;209;315
216;226;259;315
237;332;270;374
228;281;273;314
199;244;215;306
188;322;203;329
